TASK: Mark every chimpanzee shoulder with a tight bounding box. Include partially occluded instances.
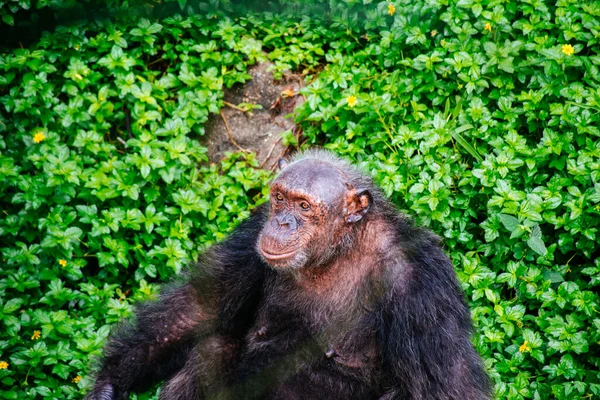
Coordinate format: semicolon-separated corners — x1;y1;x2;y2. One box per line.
375;213;490;399
190;203;272;336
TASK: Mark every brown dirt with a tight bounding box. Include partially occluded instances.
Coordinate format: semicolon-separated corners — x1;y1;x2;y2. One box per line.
202;61;304;169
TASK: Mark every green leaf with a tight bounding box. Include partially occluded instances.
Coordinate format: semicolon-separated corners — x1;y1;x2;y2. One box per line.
452;124;482;162
543;269;564;284
2;298;23;314
498;214;519;232
527;225;547;256
2;14;14;26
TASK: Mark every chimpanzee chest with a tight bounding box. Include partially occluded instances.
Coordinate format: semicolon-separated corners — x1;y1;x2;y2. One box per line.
241;299;380;378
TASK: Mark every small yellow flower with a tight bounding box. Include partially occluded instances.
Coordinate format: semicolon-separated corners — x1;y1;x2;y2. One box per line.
387;3;395;16
33;131;45;144
59;259;67;267
431;30;438;37
519;341;531;353
561;44;575;56
334;116;340;121
72;375;82;383
347;95;358;108
484;23;492;32
0;361;8;369
31;330;41;340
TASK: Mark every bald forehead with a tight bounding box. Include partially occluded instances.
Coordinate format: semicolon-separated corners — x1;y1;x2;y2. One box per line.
273;159;347;204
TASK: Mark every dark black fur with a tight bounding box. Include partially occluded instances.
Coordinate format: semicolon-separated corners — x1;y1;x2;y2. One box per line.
86;154;490;400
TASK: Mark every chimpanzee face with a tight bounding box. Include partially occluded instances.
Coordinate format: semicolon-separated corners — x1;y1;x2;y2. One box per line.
257;158;371;270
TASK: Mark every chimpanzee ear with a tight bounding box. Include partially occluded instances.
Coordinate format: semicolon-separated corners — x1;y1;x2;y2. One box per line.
345;189;372;223
278;158;289;170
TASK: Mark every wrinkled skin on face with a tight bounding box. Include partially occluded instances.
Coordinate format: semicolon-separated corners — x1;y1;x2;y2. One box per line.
258;158;371;271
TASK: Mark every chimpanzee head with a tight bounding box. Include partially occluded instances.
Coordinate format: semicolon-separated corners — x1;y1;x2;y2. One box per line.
258;151;373;271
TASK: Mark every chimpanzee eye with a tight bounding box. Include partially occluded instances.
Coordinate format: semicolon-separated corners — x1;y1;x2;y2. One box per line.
299;201;311;211
275;193;284;202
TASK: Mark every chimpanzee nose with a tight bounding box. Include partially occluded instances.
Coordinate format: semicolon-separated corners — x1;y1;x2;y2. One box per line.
274;214;297;230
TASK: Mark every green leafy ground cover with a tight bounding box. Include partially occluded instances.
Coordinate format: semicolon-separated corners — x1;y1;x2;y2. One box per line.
1;1;600;399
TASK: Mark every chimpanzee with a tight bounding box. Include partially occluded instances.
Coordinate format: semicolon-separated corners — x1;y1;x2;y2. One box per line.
85;150;490;400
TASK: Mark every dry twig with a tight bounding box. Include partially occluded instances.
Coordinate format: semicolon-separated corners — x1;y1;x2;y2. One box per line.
270;146;291;171
223;101;247;113
220;111;249;153
259;138;282;169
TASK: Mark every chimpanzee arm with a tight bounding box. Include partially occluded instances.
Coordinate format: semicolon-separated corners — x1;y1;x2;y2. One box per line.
85;283;211;400
378;228;491;400
85;206;269;400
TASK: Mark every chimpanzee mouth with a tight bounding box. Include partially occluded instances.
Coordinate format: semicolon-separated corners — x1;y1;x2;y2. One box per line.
259;246;299;261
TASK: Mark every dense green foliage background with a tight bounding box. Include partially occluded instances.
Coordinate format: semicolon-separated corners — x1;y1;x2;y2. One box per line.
1;0;600;399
